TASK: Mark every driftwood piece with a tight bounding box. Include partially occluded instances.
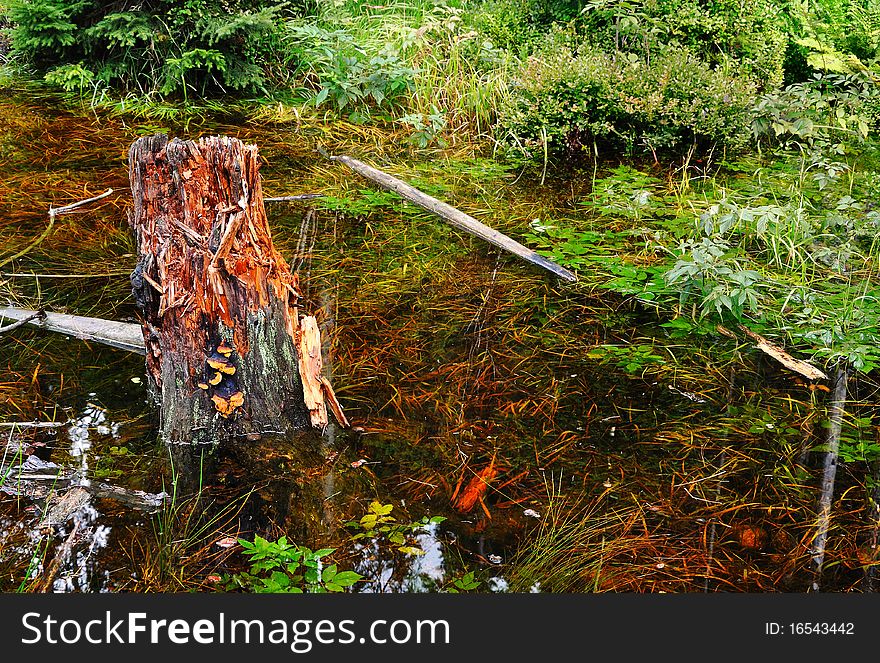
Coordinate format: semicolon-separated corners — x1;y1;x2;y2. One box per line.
128;134;345;444
0;306;145;354
328;154;578;283
717;324;828;381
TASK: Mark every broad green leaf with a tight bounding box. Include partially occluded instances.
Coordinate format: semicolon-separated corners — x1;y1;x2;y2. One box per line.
332;571;362;587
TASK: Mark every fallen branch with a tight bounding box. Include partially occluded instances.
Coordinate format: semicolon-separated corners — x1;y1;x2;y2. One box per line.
810;362;848;589
0;306;144;354
328;154;578;283
264;194;324;202
0;421;65;429
0;189;114;270
36;518;81;593
717;324;828;381
0;310;43;334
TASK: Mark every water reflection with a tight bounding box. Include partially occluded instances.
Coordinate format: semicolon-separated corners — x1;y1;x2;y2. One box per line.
354;521;448;593
67;397;118;481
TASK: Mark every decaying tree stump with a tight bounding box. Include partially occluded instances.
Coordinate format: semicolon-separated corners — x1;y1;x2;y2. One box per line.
128;134;346;445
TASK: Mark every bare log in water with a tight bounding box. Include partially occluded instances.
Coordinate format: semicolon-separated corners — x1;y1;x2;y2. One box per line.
810;362;849;589
328;154;578;283
128;134;347;444
0;306;144;353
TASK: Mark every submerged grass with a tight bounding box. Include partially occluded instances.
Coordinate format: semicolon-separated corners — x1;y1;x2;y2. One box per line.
120;450;250;592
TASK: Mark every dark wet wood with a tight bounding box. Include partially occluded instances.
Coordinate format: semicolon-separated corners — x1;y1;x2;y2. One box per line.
810;362;849;587
128;134;346;445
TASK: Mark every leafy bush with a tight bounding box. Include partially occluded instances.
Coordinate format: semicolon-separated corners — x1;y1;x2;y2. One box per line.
577;0;788;89
500;44;756;160
751;72;879;152
786;0;880;81
284;23;415;117
469;0;583;55
6;0;301;96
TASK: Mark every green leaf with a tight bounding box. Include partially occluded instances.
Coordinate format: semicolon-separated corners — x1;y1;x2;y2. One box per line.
270;571;290;588
322;564;338;583
370;501;394;516
332;571;362;587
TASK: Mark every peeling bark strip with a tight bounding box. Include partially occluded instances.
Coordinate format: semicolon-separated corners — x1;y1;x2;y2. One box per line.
128;134;346;444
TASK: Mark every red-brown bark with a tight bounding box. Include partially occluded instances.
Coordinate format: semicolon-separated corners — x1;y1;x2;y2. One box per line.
127;134;345;444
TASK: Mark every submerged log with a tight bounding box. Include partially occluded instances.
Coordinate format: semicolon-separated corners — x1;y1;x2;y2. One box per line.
0;306;145;354
128;134;345;445
810;361;849;589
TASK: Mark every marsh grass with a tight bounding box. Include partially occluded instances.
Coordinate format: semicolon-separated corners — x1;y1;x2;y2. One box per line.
121;450;252;592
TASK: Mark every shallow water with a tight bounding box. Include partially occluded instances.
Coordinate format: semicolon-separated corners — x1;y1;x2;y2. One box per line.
1;86;877;593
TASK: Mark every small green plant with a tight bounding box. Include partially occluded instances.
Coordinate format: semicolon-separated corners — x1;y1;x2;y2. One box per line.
224;535;362;593
286;24;415;117
347;501;446;556
445;570;481;593
664;236;763;321
398;105;448;148
586;343;666;375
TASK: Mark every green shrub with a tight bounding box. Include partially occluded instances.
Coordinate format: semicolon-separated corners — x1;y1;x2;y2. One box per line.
577;0;788;90
500;44;756;160
284;23;416;117
786;0;880;79
752;72;879;152
6;0;301;97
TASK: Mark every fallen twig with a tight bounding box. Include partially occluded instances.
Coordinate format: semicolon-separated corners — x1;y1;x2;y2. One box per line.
328;154;577;283
36;519;81;593
717;324;828;381
264;194;324;202
0;310;43;334
0;189;114;270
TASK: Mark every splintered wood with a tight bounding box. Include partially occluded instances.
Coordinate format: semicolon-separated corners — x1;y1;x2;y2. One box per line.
717;324;828;381
128;134;347;444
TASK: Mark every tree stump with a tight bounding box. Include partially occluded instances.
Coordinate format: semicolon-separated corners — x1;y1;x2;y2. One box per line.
127;134;346;445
